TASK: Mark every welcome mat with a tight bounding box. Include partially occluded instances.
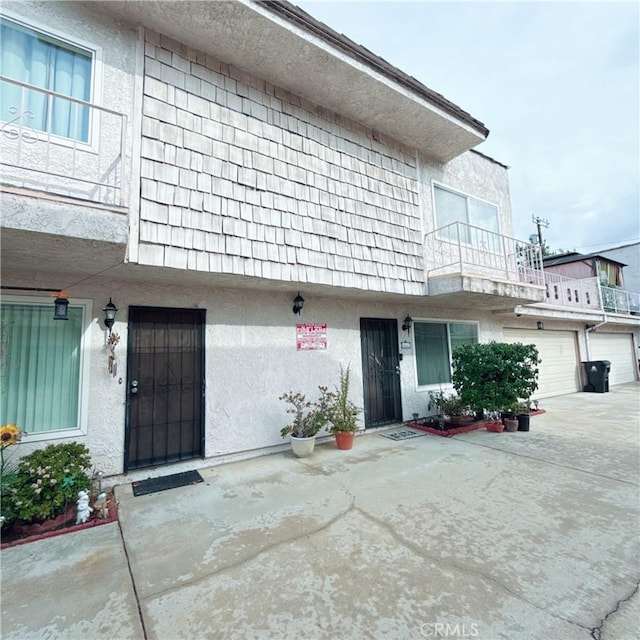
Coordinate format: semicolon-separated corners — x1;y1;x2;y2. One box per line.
132;470;204;497
379;429;426;441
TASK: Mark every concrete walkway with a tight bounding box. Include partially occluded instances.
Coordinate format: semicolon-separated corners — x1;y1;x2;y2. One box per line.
2;384;639;639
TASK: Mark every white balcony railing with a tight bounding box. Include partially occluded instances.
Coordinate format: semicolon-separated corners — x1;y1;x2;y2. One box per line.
539;273;640;316
424;221;544;286
0;76;128;208
543;273;602;311
601;285;640;316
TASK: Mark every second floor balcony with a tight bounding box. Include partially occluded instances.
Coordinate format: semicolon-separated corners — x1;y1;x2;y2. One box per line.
0;76;128;209
424;221;545;308
528;272;640;318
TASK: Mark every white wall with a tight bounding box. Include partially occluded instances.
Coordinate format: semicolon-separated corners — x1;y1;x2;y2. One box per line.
2;268;507;477
1;2;138;206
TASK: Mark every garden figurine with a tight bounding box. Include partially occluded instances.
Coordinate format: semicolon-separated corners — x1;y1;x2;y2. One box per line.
76;490;93;524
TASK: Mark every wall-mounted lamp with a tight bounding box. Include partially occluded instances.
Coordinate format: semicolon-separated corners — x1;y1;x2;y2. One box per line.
1;285;70;320
536;321;544;330
402;314;413;334
103;298;118;333
292;292;304;315
53;294;69;321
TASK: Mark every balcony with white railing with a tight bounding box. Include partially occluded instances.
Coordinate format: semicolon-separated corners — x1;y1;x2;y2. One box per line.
423;222;545;307
529;273;640;318
543;273;602;312
0;76;128;209
600;285;640;316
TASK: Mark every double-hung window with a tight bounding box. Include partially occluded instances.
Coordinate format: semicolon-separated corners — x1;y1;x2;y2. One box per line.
414;320;478;387
0;16;93;142
434;184;500;252
0;298;90;437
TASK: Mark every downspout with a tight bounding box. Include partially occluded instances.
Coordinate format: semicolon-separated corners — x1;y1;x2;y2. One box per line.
584;316;608;360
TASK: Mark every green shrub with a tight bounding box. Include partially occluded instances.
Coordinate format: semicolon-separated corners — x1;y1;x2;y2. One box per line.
1;442;92;524
452;342;541;412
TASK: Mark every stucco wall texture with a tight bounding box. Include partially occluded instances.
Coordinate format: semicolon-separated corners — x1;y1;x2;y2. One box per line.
1;2;138;206
0;273;505;477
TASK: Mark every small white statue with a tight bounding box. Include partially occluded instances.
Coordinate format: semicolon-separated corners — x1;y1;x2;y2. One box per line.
76;490;93;525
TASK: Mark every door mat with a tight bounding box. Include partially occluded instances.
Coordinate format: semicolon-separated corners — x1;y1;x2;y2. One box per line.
379;429;426;441
132;470;204;497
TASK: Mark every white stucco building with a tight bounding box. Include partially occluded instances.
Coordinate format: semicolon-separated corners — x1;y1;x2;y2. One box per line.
1;0;638;480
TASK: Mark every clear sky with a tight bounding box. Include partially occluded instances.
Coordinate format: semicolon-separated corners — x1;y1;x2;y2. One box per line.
296;0;640;255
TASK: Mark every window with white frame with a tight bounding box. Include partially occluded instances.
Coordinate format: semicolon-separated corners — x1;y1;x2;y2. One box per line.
434;185;500;251
414;320;478;386
0;17;93;142
0;299;90;436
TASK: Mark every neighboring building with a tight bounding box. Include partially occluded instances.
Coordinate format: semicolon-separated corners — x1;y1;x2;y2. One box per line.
543;251;627;288
0;0;637;480
599;242;640;296
510;249;639;395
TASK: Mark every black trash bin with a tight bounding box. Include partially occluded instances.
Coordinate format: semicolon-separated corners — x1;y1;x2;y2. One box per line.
582;360;611;393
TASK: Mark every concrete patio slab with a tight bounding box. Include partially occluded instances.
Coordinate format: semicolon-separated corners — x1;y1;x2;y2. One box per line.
0;522;144;639
1;383;638;639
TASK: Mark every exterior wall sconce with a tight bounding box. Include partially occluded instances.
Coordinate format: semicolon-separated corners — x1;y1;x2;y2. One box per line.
536;321;544;330
402;315;413;334
292;292;305;315
1;285;69;320
103;298;118;332
53;294;70;320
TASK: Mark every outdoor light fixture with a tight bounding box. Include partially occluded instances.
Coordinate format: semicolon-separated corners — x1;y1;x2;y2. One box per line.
402;315;413;334
292;292;305;315
53;295;69;321
1;285;70;320
536;321;544;330
103;298;118;332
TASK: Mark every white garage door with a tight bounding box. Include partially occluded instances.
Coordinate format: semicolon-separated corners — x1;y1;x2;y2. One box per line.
504;329;580;398
589;333;637;386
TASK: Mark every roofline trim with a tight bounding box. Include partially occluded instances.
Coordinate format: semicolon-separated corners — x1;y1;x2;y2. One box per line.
260;0;489;139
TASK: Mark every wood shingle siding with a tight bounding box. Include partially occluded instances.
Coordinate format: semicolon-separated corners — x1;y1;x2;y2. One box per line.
139;31;423;294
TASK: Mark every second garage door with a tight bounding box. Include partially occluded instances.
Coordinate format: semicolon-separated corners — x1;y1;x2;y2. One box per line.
504;329;580;399
589;333;637;386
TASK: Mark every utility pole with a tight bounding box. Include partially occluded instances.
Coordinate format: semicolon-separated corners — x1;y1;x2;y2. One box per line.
531;214;550;247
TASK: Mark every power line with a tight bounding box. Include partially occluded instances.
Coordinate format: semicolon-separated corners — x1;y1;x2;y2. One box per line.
574;238;640;251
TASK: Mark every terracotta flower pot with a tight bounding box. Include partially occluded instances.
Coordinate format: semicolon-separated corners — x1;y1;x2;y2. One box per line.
486;422;505;433
334;431;355;450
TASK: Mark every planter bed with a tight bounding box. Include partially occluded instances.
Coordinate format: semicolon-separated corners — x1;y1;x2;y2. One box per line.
407;419;491;438
1;492;118;549
407;410;544;438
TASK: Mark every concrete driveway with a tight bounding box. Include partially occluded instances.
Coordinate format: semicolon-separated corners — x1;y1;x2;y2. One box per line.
2;384;639;639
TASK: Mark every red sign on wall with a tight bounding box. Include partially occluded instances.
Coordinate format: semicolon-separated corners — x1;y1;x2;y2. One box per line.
296;323;327;351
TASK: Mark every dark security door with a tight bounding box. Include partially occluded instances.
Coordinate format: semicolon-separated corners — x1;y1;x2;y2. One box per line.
360;318;402;428
125;307;205;471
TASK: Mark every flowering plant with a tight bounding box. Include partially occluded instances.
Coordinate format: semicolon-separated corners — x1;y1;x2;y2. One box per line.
1;424;24;494
279;386;332;438
1;442;92;524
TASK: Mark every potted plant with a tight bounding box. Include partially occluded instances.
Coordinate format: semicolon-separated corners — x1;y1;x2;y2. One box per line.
428;391;474;425
279;387;331;457
452;341;540;425
327;365;361;450
486;420;505;433
515;401;532;432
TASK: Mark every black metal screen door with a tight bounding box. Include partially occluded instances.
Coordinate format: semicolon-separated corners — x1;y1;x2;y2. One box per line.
360;318;402;428
125;307;205;471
